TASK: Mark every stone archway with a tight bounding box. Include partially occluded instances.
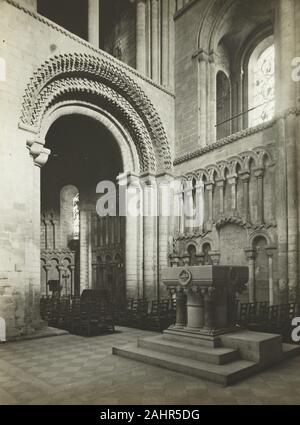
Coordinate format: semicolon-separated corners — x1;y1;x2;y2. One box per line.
19;52;172;174
21;53;172;329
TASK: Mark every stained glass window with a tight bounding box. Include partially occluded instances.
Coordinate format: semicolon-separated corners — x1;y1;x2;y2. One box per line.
73;193;80;240
249;45;275;127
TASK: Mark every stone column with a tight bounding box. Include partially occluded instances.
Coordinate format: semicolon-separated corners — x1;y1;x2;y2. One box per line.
195;181;205;231
57;266;64;294
142;174;158;301
157;173;173;299
254;168;264;224
184;180;195;230
202;288;215;330
216;179;225;216
70;265;75;297
209;54;217;143
79;204;93;293
228;175;237;213
175;288;187;328
52;219;58;249
245;248;256;303
118;172;142;299
26;140;50;333
168;0;176;91
175;187;185;234
205;182;214;228
44;265;51;296
44;219;50;250
88;0;100;48
186;289;204;329
265;247;276;306
92;262;98;289
161;0;169;87
151;0;160;83
274;0;298;303
197;52;208;147
240;171;250;222
136;0;147;74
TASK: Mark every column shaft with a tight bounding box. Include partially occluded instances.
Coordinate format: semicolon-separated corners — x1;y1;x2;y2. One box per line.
88;0;100;48
136;0;147;74
151;0;160;83
198;57;207;147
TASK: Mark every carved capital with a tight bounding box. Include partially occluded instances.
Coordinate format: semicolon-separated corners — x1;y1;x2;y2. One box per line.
245;248;256;261
265;245;277;258
215;179;225;188
254;167;264;179
205;182;215;191
27;140;50;168
239;172;250;183
227;175;237;185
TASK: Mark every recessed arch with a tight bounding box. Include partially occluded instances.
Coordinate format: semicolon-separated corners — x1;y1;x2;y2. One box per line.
41;102;139;174
19;53;172;174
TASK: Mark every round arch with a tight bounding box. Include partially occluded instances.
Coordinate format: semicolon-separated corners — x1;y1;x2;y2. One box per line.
19;52;172;174
41;101;139;174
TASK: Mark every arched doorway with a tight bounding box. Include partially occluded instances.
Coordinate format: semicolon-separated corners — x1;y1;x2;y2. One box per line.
41;114;125;303
19;53;172;334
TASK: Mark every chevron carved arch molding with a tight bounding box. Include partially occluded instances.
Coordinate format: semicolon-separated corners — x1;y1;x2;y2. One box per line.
19;53;172;173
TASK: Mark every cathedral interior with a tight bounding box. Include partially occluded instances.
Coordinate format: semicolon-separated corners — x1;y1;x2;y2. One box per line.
0;0;300;405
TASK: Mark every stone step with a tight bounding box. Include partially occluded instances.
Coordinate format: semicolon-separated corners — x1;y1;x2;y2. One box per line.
282;343;300;360
138;335;239;365
163;328;222;348
113;344;258;386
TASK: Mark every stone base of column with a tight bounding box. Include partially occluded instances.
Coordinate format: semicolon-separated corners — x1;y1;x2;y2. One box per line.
164;325;242;347
113;328;300;385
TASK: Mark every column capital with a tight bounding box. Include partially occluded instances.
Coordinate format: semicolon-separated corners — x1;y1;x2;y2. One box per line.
227;175;237;185
239;171;250;182
245;248;256;261
205;182;215;191
117;171;140;187
181;252;190;266
215;178;225;188
254;167;264;179
193;48;210;63
210;251;221;265
265;245;277;257
27;139;50;168
57;265;66;272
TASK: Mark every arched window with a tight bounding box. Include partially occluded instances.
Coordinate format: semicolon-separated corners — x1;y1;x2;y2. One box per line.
73;193;80;240
60;185;80;246
248;39;275;127
187;244;197;266
216;71;231;139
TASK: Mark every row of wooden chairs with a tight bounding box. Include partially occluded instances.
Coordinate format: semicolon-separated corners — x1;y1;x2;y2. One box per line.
236;301;298;340
115;298;176;331
40;295;115;336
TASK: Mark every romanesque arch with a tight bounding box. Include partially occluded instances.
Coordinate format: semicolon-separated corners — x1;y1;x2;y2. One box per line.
19;52;172;173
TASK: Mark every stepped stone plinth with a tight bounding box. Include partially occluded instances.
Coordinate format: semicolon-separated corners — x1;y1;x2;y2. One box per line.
113;266;300;385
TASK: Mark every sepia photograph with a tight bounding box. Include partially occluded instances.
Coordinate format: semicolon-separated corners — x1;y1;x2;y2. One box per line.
0;0;300;411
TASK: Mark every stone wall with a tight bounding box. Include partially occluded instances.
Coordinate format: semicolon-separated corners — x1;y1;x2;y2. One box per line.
0;0;174;338
100;0;136;68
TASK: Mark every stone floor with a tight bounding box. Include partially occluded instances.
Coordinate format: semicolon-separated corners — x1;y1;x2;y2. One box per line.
0;327;300;405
